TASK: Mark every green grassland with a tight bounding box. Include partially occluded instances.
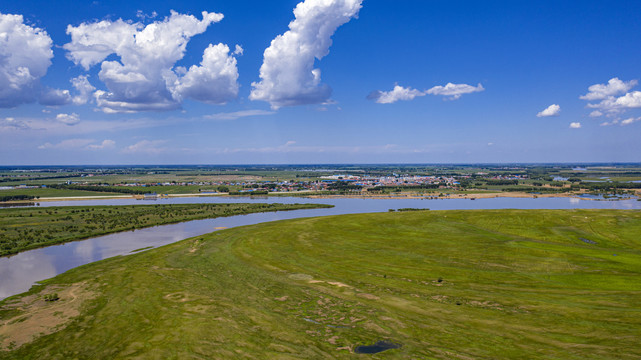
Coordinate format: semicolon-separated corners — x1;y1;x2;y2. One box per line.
0;187;124;199
0;169;322;187
1;209;641;358
0;203;331;257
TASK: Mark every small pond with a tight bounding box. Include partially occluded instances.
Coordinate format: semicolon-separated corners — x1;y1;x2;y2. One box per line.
354;340;402;354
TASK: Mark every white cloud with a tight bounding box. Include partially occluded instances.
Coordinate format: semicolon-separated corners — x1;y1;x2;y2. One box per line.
614;91;641;108
204;109;275;121
425;83;484;100
136;10;158;21
368;85;425;104
38;138;94;149
122;140;168;154
599;117;640;127
369;82;484;103
39;88;72;106
569;122;581;129
37;138;115;150
580;78;637;101
0;115;160;136
621;117;641;126
86;139;115;150
166;43;239;104
39;79;95;107
64;11;239;112
537;104;561;117
600;119;618;126
70;75;96;105
0;117;29;130
581;78;641;116
250;0;363;109
0;13;53;108
56;113;80;125
233;45;243;56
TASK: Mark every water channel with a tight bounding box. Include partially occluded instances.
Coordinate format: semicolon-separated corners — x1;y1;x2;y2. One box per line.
1;196;640;299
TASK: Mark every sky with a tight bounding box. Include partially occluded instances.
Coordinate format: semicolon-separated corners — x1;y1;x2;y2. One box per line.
1;0;640;165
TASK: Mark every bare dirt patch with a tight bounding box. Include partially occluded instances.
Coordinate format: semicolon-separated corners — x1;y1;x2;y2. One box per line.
0;282;96;350
357;293;380;300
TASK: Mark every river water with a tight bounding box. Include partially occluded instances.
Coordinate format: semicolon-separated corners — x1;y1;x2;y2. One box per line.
1;196;640;299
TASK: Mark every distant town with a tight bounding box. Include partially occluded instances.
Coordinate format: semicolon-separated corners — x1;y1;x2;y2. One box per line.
1;164;640;201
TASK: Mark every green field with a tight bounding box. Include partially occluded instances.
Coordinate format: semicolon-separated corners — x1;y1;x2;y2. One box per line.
1;209;640;358
0;187;124;199
0;203;332;256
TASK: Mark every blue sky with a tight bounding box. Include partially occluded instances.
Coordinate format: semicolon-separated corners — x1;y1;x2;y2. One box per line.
1;0;640;165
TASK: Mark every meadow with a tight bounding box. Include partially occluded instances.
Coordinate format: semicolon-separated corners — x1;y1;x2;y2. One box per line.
1;209;640;358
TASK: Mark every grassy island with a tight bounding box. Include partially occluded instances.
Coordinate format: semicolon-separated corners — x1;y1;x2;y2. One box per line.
0;203;332;257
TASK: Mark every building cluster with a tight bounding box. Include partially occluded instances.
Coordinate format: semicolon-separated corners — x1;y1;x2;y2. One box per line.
1;173;531;194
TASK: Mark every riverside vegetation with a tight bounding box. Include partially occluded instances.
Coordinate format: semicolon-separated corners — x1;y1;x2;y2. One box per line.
0;203;332;256
1;209;640;358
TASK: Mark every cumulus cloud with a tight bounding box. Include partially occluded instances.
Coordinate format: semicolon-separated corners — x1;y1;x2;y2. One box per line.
250;0;363;109
569;122;581;129
0;117;30;130
33;76;95;107
56;113;80;126
580;78;637;101
536;104;561;117
64;11;239;112
425;83;484;100
70;75;96;105
0;13;53;108
166;43;239;104
581;78;641;116
621;117;641;126
39;88;72;106
369;82;484;104
204;109;275;121
367;85;425;104
614;91;641;108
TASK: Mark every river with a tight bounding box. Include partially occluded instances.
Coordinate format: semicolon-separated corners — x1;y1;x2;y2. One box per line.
1;196;640;299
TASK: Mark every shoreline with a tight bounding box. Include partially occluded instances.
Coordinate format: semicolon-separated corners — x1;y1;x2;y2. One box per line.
1;190;638;204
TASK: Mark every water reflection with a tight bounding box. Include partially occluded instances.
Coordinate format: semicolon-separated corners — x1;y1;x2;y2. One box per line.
1;196;640;300
0;251;57;299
